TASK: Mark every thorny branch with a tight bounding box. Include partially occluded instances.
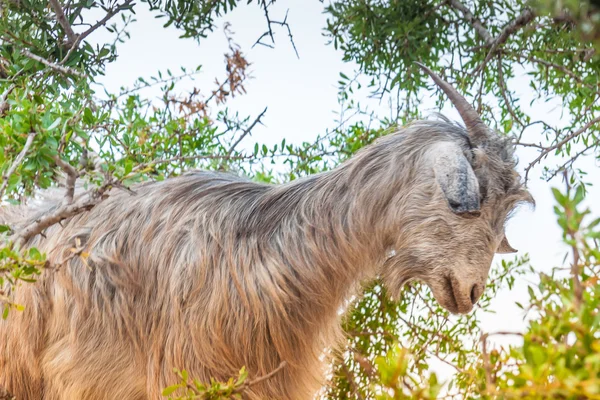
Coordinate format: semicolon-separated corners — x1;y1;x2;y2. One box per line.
225;107;268;160
253;3;299;58
7;153;249;246
0;132;37;199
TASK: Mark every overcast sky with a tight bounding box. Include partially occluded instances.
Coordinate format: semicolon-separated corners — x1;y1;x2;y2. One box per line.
91;0;600;377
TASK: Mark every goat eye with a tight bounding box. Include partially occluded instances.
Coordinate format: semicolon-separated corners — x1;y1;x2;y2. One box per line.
448;199;461;210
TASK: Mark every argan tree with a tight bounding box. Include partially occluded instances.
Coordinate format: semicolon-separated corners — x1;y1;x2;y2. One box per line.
1;0;599;398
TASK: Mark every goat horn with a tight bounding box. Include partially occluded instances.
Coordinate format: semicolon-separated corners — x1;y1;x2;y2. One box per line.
415;62;488;145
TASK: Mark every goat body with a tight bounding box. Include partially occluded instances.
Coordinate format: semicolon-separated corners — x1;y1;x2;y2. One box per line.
0;87;531;399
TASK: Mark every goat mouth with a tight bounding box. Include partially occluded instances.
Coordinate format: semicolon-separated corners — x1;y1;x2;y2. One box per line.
427;275;474;315
442;275;459;314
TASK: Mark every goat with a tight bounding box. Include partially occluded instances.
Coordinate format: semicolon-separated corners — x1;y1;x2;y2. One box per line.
0;65;532;399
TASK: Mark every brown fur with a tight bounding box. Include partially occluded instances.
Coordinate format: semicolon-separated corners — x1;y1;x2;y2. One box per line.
0;119;531;399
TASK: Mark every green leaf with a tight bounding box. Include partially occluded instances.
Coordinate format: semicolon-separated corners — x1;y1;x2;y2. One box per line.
83;108;95;124
47;117;62;131
161;385;179;396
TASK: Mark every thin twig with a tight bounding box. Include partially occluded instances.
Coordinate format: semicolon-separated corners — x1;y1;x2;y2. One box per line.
20;49;85;78
545;139;599;181
524;115;600;181
496;55;524;127
524;55;600;91
0;131;37;199
225;107;268;159
341;362;365;400
236;361;287;392
486;331;524;337
516;141;547;149
480;333;494;391
112;70;202;100
253;4;299;58
564;172;583;309
274;9;299;58
77;0;134;44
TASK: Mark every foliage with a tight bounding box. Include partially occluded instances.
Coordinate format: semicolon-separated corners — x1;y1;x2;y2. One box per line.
327;0;600;182
1;0;600;399
534;0;600;48
162;368;248;400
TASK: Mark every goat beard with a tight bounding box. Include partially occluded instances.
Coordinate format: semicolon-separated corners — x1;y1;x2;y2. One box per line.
378;251;426;299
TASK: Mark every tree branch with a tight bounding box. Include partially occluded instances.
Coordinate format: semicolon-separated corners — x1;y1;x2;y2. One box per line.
48;0;78;45
61;0;134;64
53;156;80;204
447;0;493;45
0;83;16;117
474;8;536;74
0;131;37;199
10;180;115;247
20;49;84;78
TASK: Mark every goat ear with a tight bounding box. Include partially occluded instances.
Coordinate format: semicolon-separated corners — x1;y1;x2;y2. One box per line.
431;142;481;218
497;235;517;254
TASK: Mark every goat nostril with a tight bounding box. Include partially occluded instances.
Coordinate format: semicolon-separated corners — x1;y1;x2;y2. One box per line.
470;284;479;305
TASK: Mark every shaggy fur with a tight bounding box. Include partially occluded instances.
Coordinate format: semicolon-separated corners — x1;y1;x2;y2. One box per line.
0;119;531;399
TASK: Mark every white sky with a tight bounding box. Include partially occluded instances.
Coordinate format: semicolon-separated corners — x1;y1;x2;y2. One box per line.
91;0;599;382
